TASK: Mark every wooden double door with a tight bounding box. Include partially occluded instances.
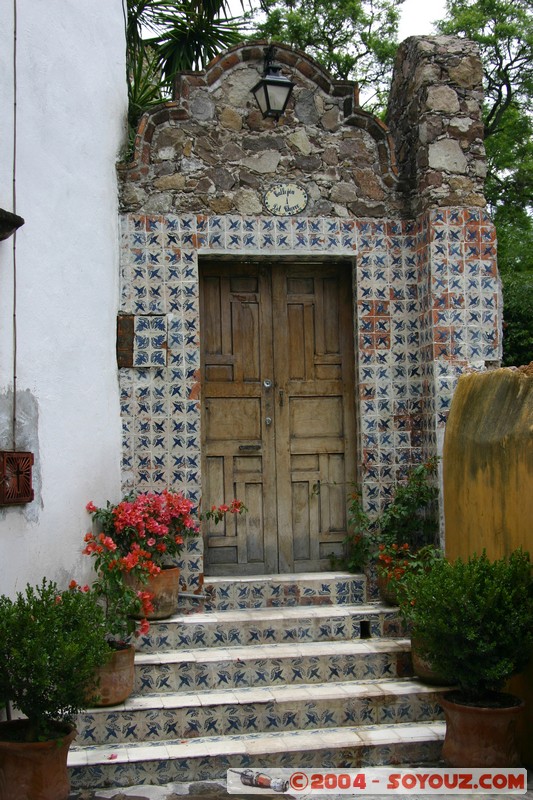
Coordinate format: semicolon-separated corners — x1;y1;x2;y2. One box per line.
200;260;356;575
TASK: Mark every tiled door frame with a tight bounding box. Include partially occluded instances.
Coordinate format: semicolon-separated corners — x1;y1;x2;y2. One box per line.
118;207;500;587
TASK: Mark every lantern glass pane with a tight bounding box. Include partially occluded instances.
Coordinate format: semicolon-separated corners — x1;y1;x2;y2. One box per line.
266;83;290;113
252;82;268;114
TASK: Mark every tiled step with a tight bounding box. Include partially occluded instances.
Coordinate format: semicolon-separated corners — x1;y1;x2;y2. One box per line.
134;638;414;694
76;678;446;745
69;572;443;792
201;572;366;610
138;603;404;653
69;721;446;788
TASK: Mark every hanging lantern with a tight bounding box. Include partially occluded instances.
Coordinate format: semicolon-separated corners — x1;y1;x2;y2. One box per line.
251;46;295;120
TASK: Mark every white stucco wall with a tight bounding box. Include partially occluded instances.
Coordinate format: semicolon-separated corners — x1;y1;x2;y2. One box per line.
0;1;127;595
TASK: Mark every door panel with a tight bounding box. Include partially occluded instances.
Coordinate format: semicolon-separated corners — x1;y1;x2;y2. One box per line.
274;263;356;572
200;260;356;575
201;264;277;573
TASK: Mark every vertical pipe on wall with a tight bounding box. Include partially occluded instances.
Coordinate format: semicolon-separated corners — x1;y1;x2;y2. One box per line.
10;0;18;449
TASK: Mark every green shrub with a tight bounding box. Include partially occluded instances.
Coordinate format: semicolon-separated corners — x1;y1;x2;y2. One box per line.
401;549;533;702
342;458;439;572
501;271;533;367
0;579;109;741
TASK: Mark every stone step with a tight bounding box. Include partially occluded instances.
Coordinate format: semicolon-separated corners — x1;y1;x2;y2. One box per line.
200;572;367;610
76;678;446;745
138;602;403;653
134;638;414;694
69;720;446;789
69;572;439;793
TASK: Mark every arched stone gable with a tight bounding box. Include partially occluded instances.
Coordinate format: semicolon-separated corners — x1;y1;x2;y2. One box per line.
120;41;401;220
118;39;500;583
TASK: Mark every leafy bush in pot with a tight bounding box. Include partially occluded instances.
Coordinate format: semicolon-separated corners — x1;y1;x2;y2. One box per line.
376;541;443;604
401;549;533;702
342;459;439;572
0;579;109;741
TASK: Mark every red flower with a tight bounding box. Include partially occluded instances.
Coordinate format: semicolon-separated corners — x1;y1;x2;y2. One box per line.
137;590;154;615
99;534;117;551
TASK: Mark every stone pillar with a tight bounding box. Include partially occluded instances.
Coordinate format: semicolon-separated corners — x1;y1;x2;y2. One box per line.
387;36;501;536
387;35;486;215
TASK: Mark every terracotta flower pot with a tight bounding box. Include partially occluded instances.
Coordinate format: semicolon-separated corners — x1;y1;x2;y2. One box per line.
377;574;399;606
126;565;180;619
92;644;135;706
0;720;76;800
410;637;448;685
441;692;524;767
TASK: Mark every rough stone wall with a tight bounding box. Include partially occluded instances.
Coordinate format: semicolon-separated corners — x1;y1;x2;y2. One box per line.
387;36;487;216
120;43;402;219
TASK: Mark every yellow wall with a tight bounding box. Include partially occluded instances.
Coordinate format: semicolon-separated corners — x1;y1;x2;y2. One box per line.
444;369;533;560
443;367;533;765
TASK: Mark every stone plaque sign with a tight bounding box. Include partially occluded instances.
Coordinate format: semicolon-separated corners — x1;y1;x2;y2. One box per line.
264;183;308;216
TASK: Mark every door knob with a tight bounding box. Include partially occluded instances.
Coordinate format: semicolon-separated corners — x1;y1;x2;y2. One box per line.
263;379;272;389
265;417;273;426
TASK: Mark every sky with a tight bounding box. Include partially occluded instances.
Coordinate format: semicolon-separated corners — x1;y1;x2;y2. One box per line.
397;0;448;40
230;0;449;37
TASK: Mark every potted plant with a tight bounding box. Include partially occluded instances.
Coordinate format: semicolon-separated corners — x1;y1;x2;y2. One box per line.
376;541;442;607
341;459;439;589
401;548;533;766
375;459;440;550
85;491;245;619
0;579;109;800
72;571;152;707
85;489;199;620
83;495;169;706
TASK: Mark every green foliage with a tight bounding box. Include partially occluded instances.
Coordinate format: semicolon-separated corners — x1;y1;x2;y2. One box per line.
248;0;403;112
484;102;533;282
342;459;439;572
376;542;443;602
0;580;109;741
438;0;533;138
126;0;242;73
149;7;242;79
124;0;245;152
501;272;533;366
484;104;533;227
400;549;533;701
378;460;439;549
341;488;373;571
86;566;148;646
126;47;171;156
